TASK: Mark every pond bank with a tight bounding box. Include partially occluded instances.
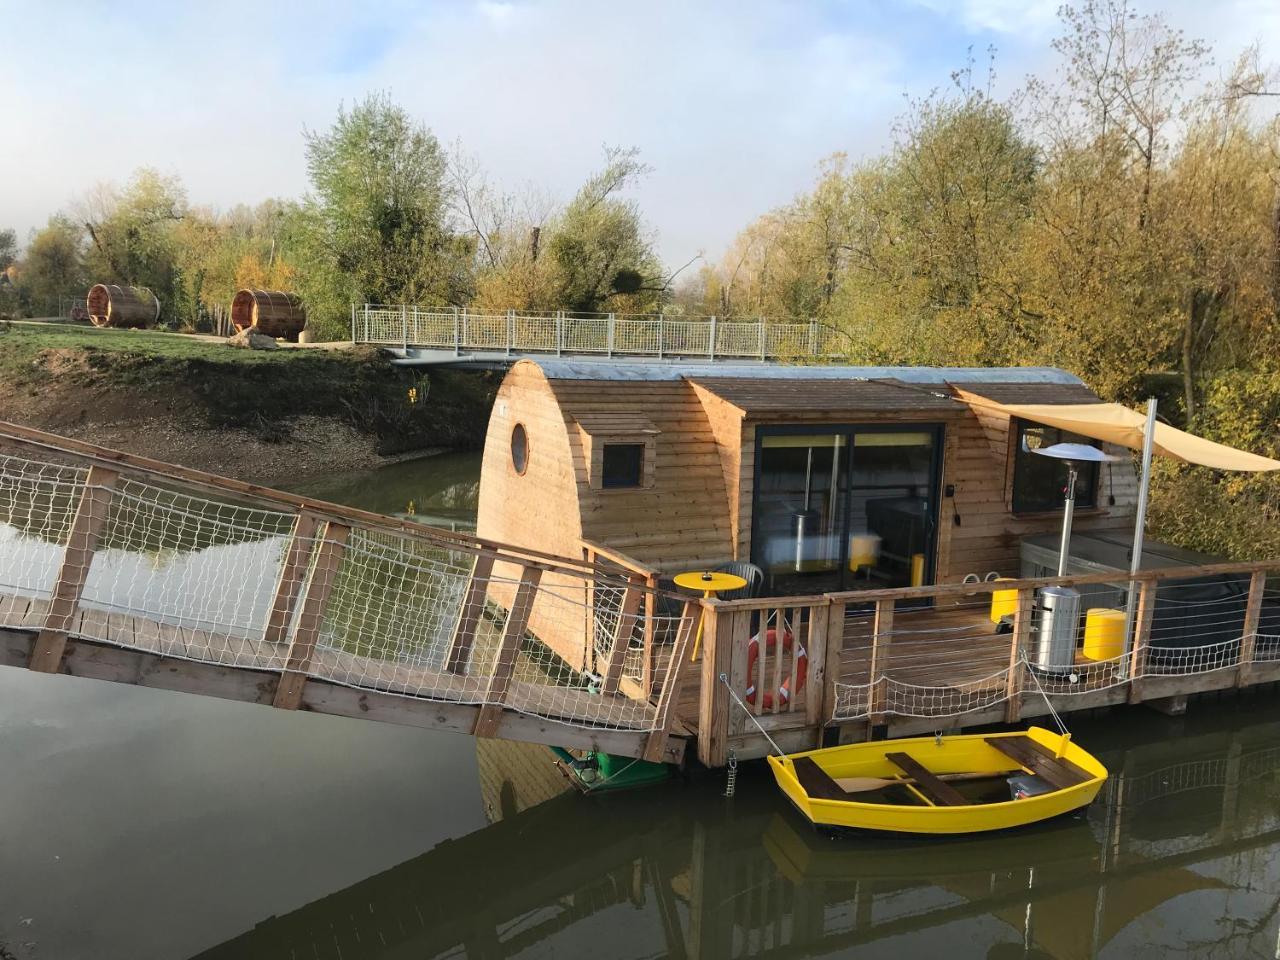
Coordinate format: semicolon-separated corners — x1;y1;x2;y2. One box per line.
0;323;498;486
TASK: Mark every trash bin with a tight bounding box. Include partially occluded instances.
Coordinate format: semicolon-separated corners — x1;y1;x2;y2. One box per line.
1033;585;1080;674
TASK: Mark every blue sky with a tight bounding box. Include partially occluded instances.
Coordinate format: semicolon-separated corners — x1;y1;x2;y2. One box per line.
3;0;1275;265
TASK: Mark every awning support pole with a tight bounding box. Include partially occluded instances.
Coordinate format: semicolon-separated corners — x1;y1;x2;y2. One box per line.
1122;398;1159;675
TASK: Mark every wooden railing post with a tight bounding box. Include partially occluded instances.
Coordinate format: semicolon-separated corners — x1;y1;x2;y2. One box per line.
29;465;119;673
601;575;645;695
643;599;700;762
1004;588;1034;722
868;598;894;723
262;512;322;647
1236;570;1266;687
1127;580;1157;703
696;601;731;767
823;601;846;725
473;567;543;738
445;553;496;674
642;575;657;697
804;601;829;728
273;522;350;709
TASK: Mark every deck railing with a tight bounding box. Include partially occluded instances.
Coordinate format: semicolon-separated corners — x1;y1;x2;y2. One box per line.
696;562;1280;765
0;422;695;760
353;304;843;361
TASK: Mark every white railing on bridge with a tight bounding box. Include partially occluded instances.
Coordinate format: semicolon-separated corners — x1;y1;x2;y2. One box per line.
351;304;842;361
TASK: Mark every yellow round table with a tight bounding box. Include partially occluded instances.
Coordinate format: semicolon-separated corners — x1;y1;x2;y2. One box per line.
673;570;748;661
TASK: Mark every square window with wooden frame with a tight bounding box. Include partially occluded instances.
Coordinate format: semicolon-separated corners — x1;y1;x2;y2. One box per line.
575;413;659;491
1011;419;1100;514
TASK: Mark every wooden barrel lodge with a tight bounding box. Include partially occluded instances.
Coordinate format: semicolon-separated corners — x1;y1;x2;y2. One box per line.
230;289;307;341
85;284;160;329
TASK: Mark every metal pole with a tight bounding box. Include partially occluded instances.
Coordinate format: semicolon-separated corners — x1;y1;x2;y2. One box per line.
1057;464;1078;577
350;303;356;343
452;306;460;356
1122;398;1159;660
709;316;717;362
402;304;408;350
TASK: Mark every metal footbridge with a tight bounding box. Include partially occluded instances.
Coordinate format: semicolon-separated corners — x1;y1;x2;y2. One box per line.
351;304;843;367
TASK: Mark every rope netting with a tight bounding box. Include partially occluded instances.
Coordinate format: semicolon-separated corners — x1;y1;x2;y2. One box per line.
0;449;683;734
0;454;87;603
823;577;1279;724
77;477;297;666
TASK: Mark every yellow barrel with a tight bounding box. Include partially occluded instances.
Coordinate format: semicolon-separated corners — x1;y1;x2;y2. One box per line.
910;553;925;587
849;534;880;571
990;579;1018;623
1083;608;1126;661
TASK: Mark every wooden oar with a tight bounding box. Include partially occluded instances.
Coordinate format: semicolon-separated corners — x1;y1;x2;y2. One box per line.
835;770;1006;793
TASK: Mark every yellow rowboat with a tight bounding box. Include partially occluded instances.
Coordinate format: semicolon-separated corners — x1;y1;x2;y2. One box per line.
768;726;1107;835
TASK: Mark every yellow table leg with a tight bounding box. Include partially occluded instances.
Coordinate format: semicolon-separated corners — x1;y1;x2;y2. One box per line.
690;589;711;661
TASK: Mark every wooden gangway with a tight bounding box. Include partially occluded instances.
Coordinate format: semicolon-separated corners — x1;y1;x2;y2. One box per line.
0;422;692;762
353;303;844;365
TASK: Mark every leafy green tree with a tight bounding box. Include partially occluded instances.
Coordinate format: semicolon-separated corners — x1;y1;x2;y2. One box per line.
78;168;187;321
546;147;663;313
14;216;85;314
0;229;16;273
288;93;472;338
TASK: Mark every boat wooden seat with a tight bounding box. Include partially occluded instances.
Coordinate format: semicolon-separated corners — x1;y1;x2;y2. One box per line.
984;736;1092;791
885;752;968;806
791;757;850;801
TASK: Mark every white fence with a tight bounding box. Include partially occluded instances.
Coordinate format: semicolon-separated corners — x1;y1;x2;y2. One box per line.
352;305;842;361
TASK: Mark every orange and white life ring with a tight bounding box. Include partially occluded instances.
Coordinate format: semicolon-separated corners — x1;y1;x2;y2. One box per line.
745;626;808;709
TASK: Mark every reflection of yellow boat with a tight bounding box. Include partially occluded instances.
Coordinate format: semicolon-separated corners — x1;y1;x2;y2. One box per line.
768;726;1107;835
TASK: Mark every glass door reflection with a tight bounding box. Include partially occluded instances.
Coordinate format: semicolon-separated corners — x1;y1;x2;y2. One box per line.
752;426;942;597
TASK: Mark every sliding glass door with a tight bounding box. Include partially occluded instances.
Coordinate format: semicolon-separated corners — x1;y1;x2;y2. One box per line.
751;425;942;596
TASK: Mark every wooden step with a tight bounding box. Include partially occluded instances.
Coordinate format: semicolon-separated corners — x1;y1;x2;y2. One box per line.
984;735;1092;791
885;752;968;806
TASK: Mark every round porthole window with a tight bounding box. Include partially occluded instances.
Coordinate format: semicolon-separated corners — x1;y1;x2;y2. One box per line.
511;423;529;475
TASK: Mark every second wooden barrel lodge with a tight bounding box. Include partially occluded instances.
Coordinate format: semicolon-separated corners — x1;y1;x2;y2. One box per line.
230;289;307;341
85;284;160;329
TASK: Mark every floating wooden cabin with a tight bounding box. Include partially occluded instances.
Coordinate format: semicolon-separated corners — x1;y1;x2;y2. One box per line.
230;289;306;341
85;284;160;328
470;361;1280;764
477;360;1139;622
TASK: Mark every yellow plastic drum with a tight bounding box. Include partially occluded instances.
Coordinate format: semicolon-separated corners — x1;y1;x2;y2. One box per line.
1083;608;1126;661
990;579;1018;623
849;534;881;571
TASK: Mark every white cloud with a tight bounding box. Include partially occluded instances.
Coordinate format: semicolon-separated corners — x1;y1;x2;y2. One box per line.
0;0;1276;269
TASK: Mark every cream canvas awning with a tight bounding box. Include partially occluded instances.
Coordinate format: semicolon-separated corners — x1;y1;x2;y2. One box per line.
954;388;1280;472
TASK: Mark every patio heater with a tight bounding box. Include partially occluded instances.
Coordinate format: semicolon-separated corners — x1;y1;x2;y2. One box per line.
1027;441;1118;673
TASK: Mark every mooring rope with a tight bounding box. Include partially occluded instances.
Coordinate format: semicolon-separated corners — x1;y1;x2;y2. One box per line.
719;672;787;757
1020;653;1070;735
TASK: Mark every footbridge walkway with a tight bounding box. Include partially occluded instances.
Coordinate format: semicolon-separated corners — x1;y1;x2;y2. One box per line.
351;304;844;366
0;422;692;762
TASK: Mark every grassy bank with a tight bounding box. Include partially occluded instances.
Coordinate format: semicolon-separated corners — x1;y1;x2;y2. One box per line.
0;323;498;479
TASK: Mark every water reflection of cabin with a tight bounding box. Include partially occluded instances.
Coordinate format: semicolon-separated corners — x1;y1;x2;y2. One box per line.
476;360;1137;632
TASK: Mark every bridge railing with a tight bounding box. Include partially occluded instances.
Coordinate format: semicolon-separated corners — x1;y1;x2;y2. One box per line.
0;422;693;759
352;304;842;360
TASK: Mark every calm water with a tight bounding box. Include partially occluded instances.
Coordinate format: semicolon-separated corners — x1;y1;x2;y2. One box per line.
1;452;1278;960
